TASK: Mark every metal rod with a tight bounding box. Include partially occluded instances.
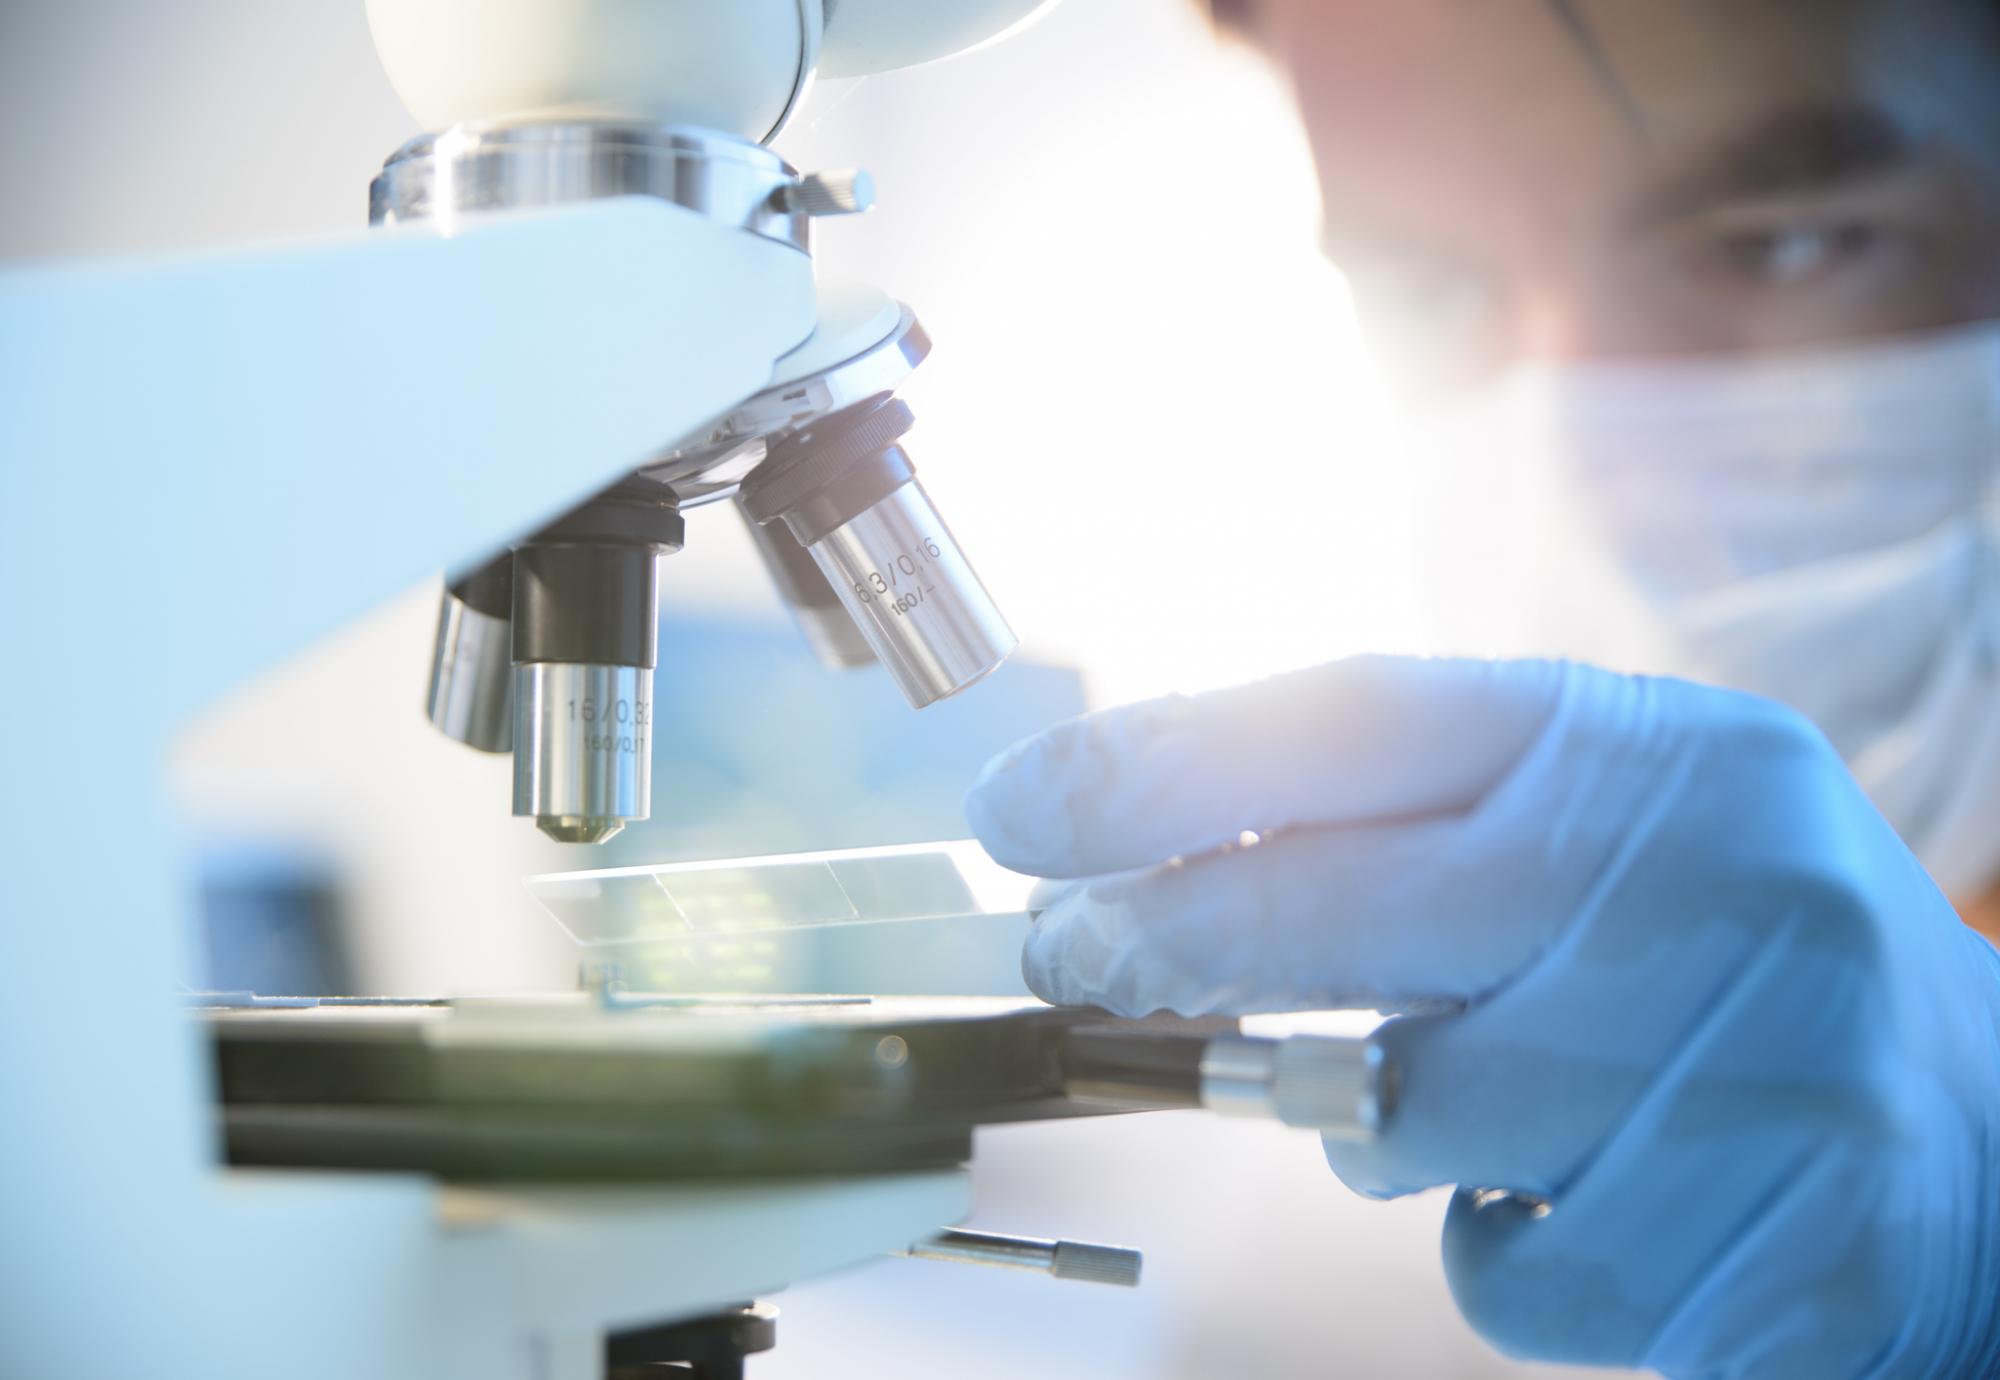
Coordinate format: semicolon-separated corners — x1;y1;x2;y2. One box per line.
1058;1027;1395;1142
899;1229;1142;1287
1197;1034;1393;1142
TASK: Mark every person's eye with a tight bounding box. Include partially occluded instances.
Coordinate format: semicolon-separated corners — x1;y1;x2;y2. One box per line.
1697;221;1888;288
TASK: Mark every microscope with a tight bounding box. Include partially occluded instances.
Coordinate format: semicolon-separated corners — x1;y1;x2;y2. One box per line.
375;0;1022;845
0;5;1394;1376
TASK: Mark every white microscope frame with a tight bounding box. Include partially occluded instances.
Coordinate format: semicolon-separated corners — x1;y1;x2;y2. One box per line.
0;1;1068;1370
0;198;967;1380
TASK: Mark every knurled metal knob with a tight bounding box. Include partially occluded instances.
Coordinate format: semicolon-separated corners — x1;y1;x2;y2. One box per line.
1198;1034;1392;1142
781;169;877;217
1051;1240;1144;1287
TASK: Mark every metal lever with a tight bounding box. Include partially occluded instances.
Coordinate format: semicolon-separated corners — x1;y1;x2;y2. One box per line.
1059;1026;1396;1142
1198;1034;1391;1142
899;1229;1143;1288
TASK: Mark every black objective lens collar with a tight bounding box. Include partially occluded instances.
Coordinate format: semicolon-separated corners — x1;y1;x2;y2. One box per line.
534;476;687;549
739;394;917;546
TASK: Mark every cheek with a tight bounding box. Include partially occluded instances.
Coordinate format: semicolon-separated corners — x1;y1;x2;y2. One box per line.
1345;285;1516;393
1945;196;2000;321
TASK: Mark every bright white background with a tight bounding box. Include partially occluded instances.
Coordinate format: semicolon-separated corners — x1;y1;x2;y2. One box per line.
0;2;1619;1375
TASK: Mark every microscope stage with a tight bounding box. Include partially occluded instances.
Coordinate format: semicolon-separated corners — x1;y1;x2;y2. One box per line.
207;996;1222;1180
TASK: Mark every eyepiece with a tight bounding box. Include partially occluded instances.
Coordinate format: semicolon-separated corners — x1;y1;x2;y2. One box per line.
740;396;1015;708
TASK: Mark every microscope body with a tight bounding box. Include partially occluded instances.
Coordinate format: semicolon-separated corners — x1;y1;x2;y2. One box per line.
0;3;1052;1375
0;189;893;1380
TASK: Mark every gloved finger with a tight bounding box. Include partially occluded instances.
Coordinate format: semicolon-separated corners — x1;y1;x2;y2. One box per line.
1321;1007;1643;1201
1416;850;1952;1373
1025;875;1085;916
1321;865;1809;1201
1441;1186;1661;1369
1019;816;1563;1015
1437;1101;1846;1371
965;655;1568;878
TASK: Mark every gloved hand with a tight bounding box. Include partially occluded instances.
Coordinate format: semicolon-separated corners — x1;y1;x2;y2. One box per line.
965;657;2000;1378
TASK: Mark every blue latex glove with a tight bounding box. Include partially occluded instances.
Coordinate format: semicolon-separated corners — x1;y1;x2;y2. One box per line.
965;657;2000;1377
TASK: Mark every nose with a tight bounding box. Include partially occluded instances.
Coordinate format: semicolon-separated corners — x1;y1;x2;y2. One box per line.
1512;283;1593;363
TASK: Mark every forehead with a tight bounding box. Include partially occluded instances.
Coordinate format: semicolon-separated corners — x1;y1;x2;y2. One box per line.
1265;0;1871;256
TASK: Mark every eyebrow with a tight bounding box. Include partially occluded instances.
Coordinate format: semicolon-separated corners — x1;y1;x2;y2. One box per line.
1621;104;1917;230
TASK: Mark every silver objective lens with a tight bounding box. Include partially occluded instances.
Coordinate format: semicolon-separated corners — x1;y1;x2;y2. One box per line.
507;492;681;845
426;586;514;753
738;503;877;671
512;663;652;844
739;396;1015;709
811;478;1013;706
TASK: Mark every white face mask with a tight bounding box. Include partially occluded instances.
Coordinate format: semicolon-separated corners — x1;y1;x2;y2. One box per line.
1408;321;2000;897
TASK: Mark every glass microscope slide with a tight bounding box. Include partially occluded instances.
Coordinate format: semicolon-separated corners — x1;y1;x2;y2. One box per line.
526;839;1035;947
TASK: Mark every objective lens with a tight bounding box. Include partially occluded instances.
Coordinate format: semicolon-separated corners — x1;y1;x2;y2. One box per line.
740;396;1015;709
512;661;651;844
739;501;877;671
508;485;682;844
808;478;1012;706
426;555;515;753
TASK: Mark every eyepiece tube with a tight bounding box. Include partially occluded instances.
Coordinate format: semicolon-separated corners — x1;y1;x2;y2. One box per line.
740;396;1015;709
